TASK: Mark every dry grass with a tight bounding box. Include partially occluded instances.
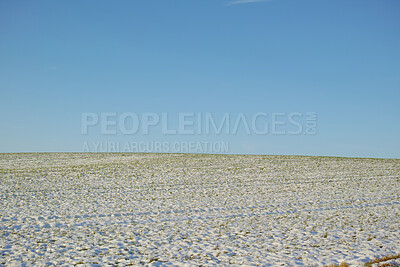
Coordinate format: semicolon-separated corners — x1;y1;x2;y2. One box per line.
365;253;400;267
325;262;349;267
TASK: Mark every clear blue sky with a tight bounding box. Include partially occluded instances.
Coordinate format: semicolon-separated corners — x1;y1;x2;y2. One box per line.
1;0;399;158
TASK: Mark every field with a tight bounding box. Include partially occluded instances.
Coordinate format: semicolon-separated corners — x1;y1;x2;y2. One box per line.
1;153;400;266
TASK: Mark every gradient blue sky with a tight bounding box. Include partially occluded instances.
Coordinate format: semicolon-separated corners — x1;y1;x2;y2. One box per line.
1;0;399;158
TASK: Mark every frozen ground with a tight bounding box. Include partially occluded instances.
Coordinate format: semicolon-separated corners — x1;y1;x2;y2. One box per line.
0;153;400;266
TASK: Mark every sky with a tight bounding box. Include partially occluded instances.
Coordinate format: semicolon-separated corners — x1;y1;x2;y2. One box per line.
0;0;399;158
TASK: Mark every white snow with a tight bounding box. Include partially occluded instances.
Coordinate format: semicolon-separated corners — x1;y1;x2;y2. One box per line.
0;153;399;266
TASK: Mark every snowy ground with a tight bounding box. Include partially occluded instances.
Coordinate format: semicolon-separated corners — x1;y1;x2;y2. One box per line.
1;153;400;266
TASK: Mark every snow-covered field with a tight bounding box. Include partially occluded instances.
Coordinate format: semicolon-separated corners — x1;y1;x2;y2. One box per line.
1;153;400;266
